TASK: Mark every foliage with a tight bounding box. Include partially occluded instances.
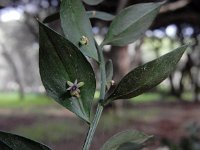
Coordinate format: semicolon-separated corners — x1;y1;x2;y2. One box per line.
0;131;52;150
39;21;96;123
0;0;188;150
101;2;163;46
104;45;187;105
101;130;153;150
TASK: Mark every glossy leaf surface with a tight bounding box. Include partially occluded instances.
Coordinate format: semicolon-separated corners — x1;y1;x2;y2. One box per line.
0;131;52;150
39;22;96;123
105;45;187;104
87;11;115;21
60;0;98;61
82;0;103;5
101;130;153;150
102;2;163;46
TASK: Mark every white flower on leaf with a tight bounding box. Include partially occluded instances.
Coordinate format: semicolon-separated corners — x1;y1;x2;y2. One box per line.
67;79;84;98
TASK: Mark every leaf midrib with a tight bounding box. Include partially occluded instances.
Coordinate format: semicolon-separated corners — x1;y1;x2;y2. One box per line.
107;56;171;100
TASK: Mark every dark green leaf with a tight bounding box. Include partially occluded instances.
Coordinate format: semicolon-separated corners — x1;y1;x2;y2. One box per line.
87;11;115;21
0;131;52;150
60;0;98;61
104;45;187;105
106;59;114;90
0;141;13;150
39;22;96;123
82;0;103;5
101;130;153;150
102;2;163;46
43;12;59;23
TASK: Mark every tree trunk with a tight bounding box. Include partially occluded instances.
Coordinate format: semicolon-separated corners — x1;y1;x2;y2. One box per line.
1;44;25;100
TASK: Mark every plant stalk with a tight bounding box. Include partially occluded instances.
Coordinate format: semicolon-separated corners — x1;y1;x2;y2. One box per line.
83;44;106;150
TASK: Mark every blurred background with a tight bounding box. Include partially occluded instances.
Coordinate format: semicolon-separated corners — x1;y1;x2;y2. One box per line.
0;0;200;149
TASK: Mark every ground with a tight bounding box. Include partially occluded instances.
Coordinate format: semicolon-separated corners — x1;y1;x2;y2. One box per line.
0;93;200;150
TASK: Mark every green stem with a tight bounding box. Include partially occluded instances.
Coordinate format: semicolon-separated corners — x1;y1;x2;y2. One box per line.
98;44;107;99
83;44;106;150
78;98;88;120
83;104;103;150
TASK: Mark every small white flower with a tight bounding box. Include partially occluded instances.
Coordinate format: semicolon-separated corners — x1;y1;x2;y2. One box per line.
67;79;84;98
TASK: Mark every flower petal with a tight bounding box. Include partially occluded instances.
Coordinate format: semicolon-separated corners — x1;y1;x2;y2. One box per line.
77;82;85;87
66;87;72;90
74;79;78;85
67;81;73;86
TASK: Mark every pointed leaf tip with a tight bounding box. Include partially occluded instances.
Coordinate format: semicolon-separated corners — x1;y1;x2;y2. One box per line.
104;45;188;105
60;0;98;61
